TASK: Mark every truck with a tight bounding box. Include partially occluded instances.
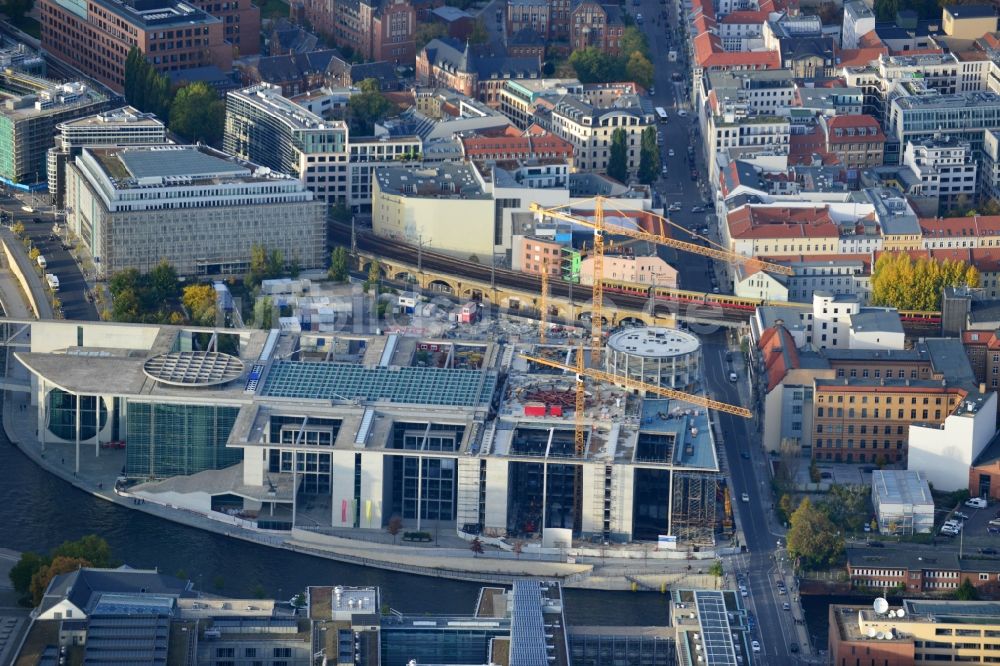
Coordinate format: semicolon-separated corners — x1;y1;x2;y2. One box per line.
36;255;46;269
45;273;59;291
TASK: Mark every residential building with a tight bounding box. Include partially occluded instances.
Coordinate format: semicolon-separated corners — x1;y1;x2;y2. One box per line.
970;429;1000;499
64;145;326;277
47;106;168;209
888;89;1000;162
963;329;1000;388
13;320;725;546
543;93;654;176
38;0;235;93
733;265;789;301
348;134;423;209
416;38;542;107
723;204;841;261
224;83;349;204
830;598;1000;663
982;128;1000;202
902;135;978;214
580;254;677;287
186;0;260;56
0;71;116;189
842;0;876;50
506;0;549;40
300;0;416;64
871;470;934;535
371;163;495;259
459;125;575;165
512;235;563;275
942;4;997;41
762;14;835;79
820;115;886;169
569;0;625;56
706;114;790;181
909;391;996;491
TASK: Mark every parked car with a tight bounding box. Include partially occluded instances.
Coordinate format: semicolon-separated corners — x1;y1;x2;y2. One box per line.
967;497;988;508
981;547;998;555
691;206;705;213
954;511;970;521
730;371;738;382
989;526;1000;534
741;492;749;502
751;640;761;653
668;148;675;156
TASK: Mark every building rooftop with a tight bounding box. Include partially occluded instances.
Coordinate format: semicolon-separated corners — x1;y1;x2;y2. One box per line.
850;309;903;337
374;163;489;199
230;84;347;131
872;469;932;505
56;106;163;132
606;327;699;358
944;4;996;19
0;71;110;121
894;90;1000;110
90;0;219;29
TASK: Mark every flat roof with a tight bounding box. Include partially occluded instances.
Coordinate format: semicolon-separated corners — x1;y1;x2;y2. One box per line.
606;327;700;358
872;469;932;506
119;146;247;180
259;360;498;407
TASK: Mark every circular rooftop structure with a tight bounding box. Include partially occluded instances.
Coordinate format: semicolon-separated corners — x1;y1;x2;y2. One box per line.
607;326;700;358
605;326;702;391
143;351;245;387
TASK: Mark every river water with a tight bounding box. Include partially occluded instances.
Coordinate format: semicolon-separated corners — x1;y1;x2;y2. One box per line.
0;434;671;623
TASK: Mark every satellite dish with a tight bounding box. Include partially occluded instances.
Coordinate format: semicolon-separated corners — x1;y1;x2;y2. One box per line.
874;598;889;614
876;632;885;640
897;608;906;618
866;628;878;638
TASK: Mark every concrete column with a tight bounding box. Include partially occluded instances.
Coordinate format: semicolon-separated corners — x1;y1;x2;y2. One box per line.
94;396;100;457
541;461;549;530
416;456;423;531
291;450;297;526
38;379;45;452
74;393;80;474
667;470;674;537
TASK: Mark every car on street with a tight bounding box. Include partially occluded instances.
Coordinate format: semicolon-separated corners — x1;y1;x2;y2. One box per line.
661;166;668;175
741;492;749;502
671;72;683;81
751;641;761;653
649;85;655;95
691;206;704;213
989;526;1000;534
955;511;970;521
668;149;675;156
677;109;688;117
967;497;988;508
741;451;750;459
981;547;998;555
730;371;739;382
668;202;682;212
783;602;791;611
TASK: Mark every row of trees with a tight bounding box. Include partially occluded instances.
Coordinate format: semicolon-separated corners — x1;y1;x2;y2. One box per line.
606;126;660;185
124;48;226;144
568;28;654;89
10;535;115;606
871;252;979;311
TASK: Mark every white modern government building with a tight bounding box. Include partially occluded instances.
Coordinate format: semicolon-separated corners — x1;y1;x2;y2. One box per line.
8;319;725;546
64;144;326;277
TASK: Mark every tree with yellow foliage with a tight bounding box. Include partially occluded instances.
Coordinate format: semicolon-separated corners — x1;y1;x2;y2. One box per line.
871;252;979;311
182;284;217;327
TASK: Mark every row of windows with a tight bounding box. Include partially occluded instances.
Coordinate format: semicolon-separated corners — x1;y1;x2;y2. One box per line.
818;392;941;404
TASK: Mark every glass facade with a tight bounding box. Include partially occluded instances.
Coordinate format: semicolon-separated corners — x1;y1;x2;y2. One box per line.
391;456;456;521
380;627;504;665
47;389;107;441
125;402;241;478
569;633;675;665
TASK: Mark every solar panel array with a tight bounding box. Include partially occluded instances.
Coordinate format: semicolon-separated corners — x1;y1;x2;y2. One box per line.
694;591;739;666
260;361;498;407
510;580;548;666
82;615;169;665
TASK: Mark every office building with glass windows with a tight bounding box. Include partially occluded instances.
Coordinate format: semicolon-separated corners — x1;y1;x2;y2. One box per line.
10;318;722;545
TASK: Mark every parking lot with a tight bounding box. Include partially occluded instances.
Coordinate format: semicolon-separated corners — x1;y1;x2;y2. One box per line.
938;499;1000;553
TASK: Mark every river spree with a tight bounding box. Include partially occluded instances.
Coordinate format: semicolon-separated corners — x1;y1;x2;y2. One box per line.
0;434;670;623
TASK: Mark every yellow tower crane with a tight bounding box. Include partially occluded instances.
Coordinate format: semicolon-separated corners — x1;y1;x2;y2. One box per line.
521;351;752;456
528;197;793;364
539;263;549;343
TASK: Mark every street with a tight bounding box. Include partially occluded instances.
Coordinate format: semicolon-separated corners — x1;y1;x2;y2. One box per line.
0;194;97;321
632;1;810;662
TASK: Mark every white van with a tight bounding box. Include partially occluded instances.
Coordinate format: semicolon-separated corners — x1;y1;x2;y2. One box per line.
45;273;59;291
36;255;46;269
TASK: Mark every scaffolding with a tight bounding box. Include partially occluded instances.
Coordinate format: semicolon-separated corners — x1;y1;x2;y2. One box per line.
670;472;719;546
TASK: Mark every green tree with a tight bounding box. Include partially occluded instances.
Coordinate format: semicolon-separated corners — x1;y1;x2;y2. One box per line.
4;0;35;21
348;79;393;135
52;535;113;568
873;0;899;21
330;202;352;223
625;52;654;90
329;246;350;282
367;259;381;285
123;48;172;118
253;296;274;329
872;252;980;310
148;260;180;304
786;497;844;569
9;552;45;598
620;26;650;59
111;287;142;322
30;556;91;606
607;128;629;183
955;578;979;600
468;19;489;45
415;23;447;51
182;283;218;326
820;485;870;533
638;126;660;185
568;47;624;83
169;82;225;144
708;560;724;578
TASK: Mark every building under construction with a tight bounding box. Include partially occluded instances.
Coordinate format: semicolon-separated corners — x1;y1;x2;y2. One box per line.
12;320;725;546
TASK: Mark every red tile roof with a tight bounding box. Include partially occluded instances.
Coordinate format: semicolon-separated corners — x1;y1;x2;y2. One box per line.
919;215;1000;238
461;128;574;160
858;31;885;49
720;9;769;23
758;324;801;391
824;114;886;144
963;330;1000;349
836;46;888;67
727;205;840;239
692;16;780;70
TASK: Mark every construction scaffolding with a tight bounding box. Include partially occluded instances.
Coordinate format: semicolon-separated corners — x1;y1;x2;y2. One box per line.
670;472;720;546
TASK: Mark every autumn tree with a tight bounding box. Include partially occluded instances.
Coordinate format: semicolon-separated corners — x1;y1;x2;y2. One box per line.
871;252;979;311
386;515;403;544
638;126;660;185
470;537;485;557
625;52;654;89
183;284;218;326
607;128;629;184
786;497;844;569
820;484;870;534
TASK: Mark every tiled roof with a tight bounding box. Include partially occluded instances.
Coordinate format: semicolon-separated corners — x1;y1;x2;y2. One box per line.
758;324;801;391
720;9;769;23
727;205;840;239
